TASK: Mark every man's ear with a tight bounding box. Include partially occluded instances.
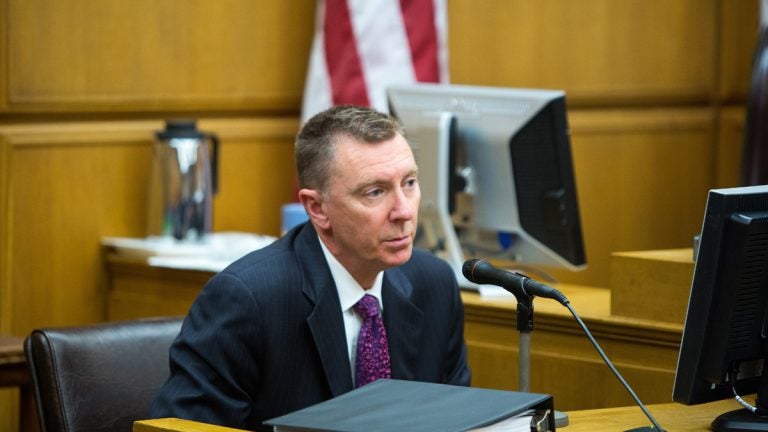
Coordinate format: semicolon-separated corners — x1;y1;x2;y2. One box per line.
298;189;330;230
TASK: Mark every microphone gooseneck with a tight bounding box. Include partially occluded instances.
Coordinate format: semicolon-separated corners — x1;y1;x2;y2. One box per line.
563;302;665;431
461;258;666;432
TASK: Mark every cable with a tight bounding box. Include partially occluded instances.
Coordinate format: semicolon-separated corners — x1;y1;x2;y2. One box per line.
729;366;760;414
564;302;666;431
733;387;757;414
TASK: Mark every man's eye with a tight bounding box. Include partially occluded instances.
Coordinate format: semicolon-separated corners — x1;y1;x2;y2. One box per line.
366;189;384;198
405;178;418;188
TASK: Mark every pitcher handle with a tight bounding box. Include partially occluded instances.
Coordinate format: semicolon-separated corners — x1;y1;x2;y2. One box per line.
209;133;220;195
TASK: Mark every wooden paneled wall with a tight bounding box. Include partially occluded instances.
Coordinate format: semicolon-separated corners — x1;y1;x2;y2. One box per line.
2;118;298;333
4;0;315;113
0;1;760;430
449;0;755;106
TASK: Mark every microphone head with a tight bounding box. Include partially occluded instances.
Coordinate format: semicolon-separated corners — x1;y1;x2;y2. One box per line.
462;258;485;281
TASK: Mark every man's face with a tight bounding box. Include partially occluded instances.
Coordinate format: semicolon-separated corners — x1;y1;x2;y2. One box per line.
321;133;420;282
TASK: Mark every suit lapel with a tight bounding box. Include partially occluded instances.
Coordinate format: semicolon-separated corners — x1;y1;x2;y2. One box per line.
382;268;424;381
296;225;354;397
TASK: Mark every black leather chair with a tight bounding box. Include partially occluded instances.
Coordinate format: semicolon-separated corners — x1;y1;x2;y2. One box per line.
24;316;183;432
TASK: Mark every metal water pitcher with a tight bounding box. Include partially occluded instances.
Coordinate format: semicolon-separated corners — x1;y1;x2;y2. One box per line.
147;120;219;241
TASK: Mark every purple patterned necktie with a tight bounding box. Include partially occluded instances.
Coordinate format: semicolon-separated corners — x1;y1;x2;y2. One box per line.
353;294;391;387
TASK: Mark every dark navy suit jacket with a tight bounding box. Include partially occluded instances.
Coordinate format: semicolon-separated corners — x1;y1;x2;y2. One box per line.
150;222;470;430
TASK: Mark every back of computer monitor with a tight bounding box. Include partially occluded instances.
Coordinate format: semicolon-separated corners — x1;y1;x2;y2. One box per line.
387;83;585;289
673;185;768;431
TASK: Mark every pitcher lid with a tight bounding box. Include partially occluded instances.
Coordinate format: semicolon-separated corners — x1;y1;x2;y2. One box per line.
156;119;205;140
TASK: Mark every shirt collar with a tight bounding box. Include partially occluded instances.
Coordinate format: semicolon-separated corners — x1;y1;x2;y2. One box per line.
318;236;384;312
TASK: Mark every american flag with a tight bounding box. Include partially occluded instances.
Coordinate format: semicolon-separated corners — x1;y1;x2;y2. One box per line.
301;0;448;122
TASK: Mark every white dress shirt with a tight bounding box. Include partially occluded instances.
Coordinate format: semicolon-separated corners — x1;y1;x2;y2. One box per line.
318;238;384;385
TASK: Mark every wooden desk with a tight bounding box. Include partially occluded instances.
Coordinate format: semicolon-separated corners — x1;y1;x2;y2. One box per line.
134;399;744;431
461;287;682;410
106;254;683;412
135;418;246;432
0;336;27;387
0;335;39;432
566;398;741;431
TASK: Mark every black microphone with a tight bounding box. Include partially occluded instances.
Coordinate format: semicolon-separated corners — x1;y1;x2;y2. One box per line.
462;259;568;305
462;258;665;431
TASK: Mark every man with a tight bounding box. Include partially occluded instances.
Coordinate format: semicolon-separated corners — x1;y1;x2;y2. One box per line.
150;105;470;430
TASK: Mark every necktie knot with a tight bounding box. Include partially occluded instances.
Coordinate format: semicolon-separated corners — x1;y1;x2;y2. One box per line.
353;294;380;319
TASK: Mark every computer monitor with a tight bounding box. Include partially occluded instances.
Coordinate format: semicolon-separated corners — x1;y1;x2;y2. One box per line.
387;83;586;289
673;185;768;431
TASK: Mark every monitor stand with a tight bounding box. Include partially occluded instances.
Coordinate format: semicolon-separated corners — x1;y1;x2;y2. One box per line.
711;408;768;431
711;365;768;431
517;297;569;428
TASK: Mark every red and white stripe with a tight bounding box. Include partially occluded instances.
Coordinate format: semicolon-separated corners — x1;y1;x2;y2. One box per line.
301;0;448;122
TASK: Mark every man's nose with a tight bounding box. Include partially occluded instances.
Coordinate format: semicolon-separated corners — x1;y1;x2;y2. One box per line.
390;187;418;221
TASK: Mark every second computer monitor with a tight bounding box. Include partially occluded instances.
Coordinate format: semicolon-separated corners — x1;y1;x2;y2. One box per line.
387;83;586;287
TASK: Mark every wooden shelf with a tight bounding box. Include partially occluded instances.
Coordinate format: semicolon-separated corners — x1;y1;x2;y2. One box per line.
610;248;694;324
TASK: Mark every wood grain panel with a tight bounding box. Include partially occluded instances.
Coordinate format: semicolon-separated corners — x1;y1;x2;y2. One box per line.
566;399;741;432
135;417;248;432
552;108;715;288
718;0;760;102
449;0;717;106
11;141;147;333
0;0;7;111
611;249;694;324
0;390;17;432
462;286;681;410
0;133;10;432
5;0;315;112
0;138;10;333
462;303;678;410
106;256;212;321
717;106;746;188
1;118;297;337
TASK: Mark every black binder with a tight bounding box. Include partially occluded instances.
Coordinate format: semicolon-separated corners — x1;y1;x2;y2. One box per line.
264;379;555;432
